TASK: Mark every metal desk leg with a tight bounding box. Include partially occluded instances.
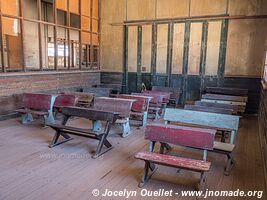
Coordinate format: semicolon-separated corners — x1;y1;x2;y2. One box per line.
230;130;236;144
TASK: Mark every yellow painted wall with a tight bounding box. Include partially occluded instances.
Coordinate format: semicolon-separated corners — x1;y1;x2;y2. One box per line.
100;0;267;77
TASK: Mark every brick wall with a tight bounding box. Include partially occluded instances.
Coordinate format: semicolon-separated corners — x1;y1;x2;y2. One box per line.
0;71;100;118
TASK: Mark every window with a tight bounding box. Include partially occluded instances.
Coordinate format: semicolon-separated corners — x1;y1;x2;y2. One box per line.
0;0;100;72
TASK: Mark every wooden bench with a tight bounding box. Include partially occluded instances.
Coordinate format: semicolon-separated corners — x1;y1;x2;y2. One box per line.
118;94;152;126
16;93;56;125
135;124;215;190
201;94;247;113
64;92;94;107
47;107;119;158
152;86;181;107
164;108;239;175
83;87;112;97
184;105;234;115
205;87;248;96
53;94;78;116
93;97;136;137
132;93;164;120
195;100;239;115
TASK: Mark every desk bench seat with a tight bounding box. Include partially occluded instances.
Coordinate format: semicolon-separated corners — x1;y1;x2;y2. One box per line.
16;93;55;125
135;152;211;172
16;108;48;116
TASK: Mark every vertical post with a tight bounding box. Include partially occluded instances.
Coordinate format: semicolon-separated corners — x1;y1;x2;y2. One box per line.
53;0;58;70
123;25;129;94
98;0;101;70
78;0;82;69
90;0;93;69
167;23;174;87
151;23;157;86
218;19;229;87
20;0;26;71
137;26;142;92
0;9;5;72
67;0;71;69
182;21;191;104
37;0;43;70
199;21;208;95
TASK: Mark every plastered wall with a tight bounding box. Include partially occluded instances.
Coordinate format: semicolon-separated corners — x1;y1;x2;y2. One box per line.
100;0;267;77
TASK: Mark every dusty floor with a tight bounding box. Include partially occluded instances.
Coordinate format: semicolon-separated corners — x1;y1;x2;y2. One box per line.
0;116;266;200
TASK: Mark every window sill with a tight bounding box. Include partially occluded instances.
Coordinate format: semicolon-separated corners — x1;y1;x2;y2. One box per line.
0;69;100;77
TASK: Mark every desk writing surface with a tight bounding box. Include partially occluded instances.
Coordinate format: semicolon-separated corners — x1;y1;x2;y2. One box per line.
164;108;240;131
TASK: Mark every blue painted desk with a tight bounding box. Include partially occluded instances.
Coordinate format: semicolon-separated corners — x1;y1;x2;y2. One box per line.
164;108;240;144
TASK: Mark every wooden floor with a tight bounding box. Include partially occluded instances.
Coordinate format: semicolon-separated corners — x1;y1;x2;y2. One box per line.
0;116;266;200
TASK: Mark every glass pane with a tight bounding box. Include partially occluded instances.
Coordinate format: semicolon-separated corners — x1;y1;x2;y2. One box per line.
92;19;98;33
42;1;53;23
2;17;22;71
91;46;98;69
23;0;38;19
70;30;79;68
57;9;67;26
1;0;20;16
41;24;54;69
69;0;79;14
56;0;67;11
81;16;90;31
24;21;40;70
81;31;90;45
92;33;99;46
57;27;68;68
92;0;99;18
70;13;80;28
81;0;90;17
81;44;88;68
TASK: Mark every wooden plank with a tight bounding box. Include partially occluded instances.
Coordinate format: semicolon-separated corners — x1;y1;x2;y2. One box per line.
188;22;202;75
156;24;168;74
190;0;227;16
54;94;78;108
205;21;221;75
202;93;248;102
164;108;240;132
135;152;211;172
118;94;151;112
172;23;185;74
93;97;135;118
206;87;248;96
184;104;233;115
0;117;266;199
195;100;238;112
156;0;189;18
145;124;216;150
61;106;119;123
22;93;52;111
201;99;246;107
128;26;138;72
141;25;152;73
127;0;156;20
